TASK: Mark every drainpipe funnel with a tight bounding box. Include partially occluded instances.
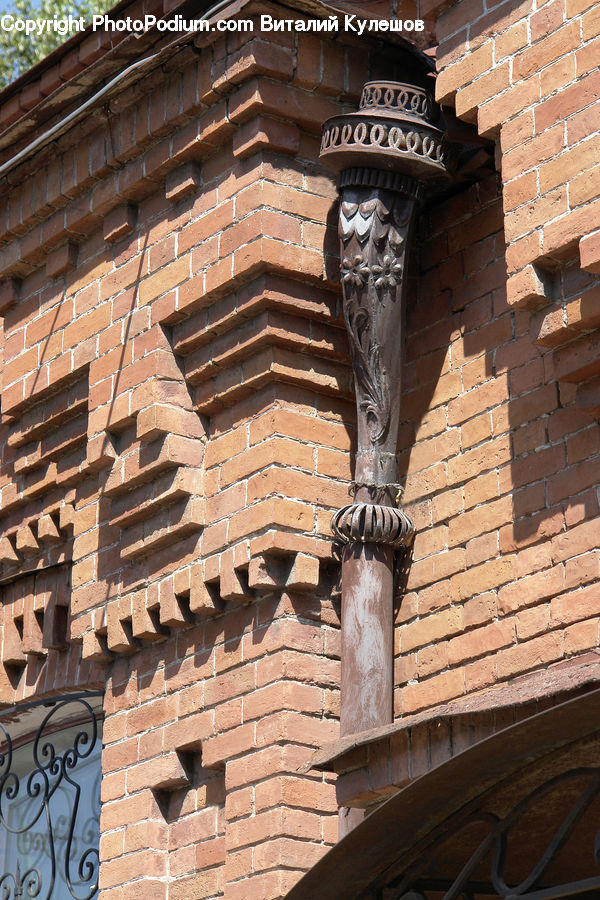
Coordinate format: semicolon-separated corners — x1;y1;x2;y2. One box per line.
320;81;456;832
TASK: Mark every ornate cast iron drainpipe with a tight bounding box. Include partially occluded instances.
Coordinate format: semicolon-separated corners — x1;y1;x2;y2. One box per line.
320;82;455;782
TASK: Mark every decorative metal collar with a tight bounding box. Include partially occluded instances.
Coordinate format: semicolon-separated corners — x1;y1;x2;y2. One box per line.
320;81;457;184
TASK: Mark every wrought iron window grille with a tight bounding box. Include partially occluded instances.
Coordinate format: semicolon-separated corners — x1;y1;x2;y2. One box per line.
0;691;103;900
390;767;600;900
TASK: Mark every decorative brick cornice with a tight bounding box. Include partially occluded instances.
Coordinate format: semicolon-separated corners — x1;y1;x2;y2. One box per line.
431;0;600;413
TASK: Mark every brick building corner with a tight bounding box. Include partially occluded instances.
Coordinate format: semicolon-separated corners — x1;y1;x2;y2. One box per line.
0;0;598;895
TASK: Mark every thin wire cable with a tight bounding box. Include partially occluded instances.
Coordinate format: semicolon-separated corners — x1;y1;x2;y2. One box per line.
0;0;237;180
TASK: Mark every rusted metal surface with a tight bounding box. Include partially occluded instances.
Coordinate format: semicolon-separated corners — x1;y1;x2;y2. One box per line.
330;163;419;747
340;543;394;736
308;657;600;772
285;687;600;900
332;501;414;549
334;169;418;500
327;162;420;763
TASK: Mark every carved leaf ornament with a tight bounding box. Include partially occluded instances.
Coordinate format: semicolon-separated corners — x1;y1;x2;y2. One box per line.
321;81;455;549
339;194;410;444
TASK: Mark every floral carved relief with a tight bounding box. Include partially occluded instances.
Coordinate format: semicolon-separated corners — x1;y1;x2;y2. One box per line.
322;81;455;548
338;187;416;475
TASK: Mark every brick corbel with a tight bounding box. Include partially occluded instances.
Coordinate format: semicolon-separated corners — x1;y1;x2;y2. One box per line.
103;203;137;243
580;231;600;275
45;242;78;279
432;19;600;414
0;278;19;315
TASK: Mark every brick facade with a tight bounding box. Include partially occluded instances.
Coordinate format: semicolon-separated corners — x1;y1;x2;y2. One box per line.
0;0;598;895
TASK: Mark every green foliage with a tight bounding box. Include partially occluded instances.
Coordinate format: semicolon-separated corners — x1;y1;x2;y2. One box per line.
0;0;111;88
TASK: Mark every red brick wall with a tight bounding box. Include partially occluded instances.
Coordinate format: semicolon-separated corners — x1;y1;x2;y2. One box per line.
0;11;419;898
368;0;600;724
429;0;600;397
396;172;600;717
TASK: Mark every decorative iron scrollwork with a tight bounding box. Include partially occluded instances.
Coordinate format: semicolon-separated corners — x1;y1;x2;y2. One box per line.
390;767;600;900
321;117;450;168
0;693;102;900
327;172;419;549
333;169;418;557
320;81;457;182
360;82;432;119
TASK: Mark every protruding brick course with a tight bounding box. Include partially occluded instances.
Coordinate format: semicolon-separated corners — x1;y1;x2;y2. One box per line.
429;0;600;387
0;8;393;896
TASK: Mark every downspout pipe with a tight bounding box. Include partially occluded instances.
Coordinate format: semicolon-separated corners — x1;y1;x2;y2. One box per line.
320;81;455;832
